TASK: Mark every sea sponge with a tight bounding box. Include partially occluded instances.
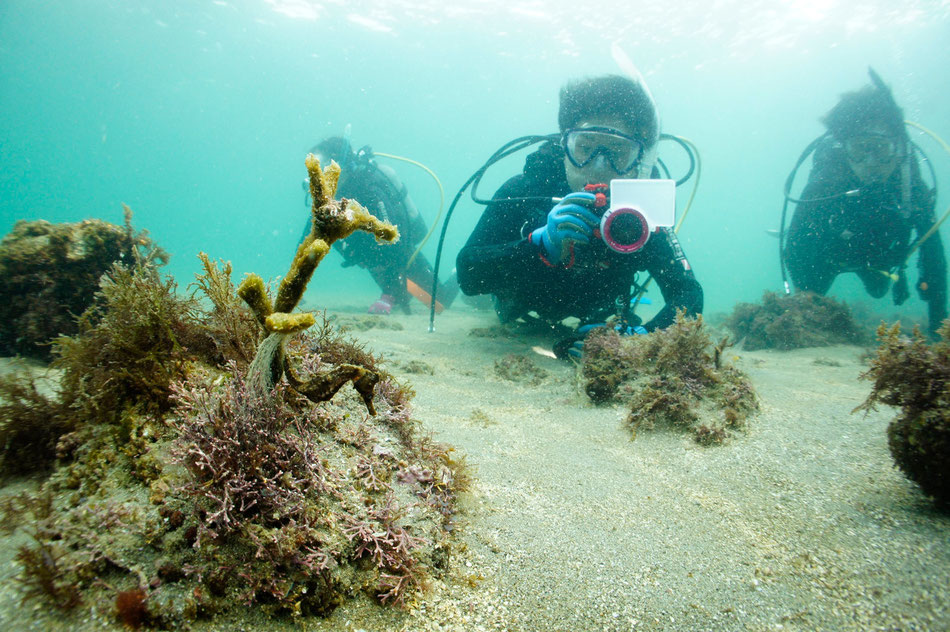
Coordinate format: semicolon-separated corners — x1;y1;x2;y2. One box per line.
239;155;398;408
265;312;316;334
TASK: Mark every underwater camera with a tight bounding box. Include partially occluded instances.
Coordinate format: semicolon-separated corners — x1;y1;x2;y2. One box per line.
594;179;676;253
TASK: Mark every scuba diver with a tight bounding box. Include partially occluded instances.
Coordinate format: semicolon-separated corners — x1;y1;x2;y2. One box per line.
782;69;947;334
455;74;703;352
304;135;458;315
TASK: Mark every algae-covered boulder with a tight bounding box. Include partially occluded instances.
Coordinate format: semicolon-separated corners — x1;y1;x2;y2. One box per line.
582;313;758;443
857;322;950;506
0;209;165;360
725;291;868;351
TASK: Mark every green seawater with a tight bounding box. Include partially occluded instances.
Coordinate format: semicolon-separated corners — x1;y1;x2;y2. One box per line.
1;0;948;320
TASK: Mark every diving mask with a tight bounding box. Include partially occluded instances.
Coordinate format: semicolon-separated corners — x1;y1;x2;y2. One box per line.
844;134;898;165
562;127;643;175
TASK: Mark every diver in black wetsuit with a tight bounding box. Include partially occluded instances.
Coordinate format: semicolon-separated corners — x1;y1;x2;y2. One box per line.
305;136;458;315
456;75;702;337
783;71;947;334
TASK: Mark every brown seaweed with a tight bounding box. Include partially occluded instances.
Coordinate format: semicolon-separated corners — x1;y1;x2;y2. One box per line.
726;291;868;350
582;312;758;442
856;322;950;506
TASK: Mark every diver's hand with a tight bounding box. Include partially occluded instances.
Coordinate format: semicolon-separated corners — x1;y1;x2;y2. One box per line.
566;322;648;359
529;192;599;263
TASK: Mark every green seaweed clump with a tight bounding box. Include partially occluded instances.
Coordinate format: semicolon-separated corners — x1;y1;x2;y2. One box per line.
190;251;262;369
55;259;204;425
0;367;71;477
856;322;950;506
0;207;167;360
582;312;758;442
725;291;868;350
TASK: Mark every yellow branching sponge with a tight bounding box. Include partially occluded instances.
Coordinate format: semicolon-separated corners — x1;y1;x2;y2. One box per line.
265;312;316;334
236;274;273;329
238;155;399;412
303;153;399;249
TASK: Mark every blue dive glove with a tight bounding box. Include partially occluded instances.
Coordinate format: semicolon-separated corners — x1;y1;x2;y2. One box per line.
529;192;600;263
567;322;648;359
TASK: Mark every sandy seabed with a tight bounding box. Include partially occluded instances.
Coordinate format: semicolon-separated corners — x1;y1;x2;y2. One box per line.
1;300;947;632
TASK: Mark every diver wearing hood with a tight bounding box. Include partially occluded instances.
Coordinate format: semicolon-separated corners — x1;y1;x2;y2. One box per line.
456;74;702;331
783;71;947;333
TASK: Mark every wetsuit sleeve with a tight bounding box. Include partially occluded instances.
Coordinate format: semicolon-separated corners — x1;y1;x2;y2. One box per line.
641;228;703;331
912;190;948;331
456;177;549;297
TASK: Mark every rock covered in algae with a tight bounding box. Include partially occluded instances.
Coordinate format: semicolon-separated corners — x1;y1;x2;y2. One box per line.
0;184;469;625
725;291;868;351
0;208;166;359
0;249;259;479
856;322;950;506
581;312;758;443
0;321;471;623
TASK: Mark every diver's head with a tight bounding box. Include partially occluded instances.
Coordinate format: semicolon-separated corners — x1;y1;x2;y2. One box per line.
843;125;902;185
823;79;906;186
558;75;660;191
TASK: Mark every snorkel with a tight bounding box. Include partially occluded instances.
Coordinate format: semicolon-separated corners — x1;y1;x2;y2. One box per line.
867;68;913;215
611;43;660;179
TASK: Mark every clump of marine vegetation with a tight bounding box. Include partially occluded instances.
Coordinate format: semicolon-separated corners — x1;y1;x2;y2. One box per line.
493;353;549;386
725;291;868;350
0;155;470;628
856;322;950;507
0;208;167;360
581;312;758;445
